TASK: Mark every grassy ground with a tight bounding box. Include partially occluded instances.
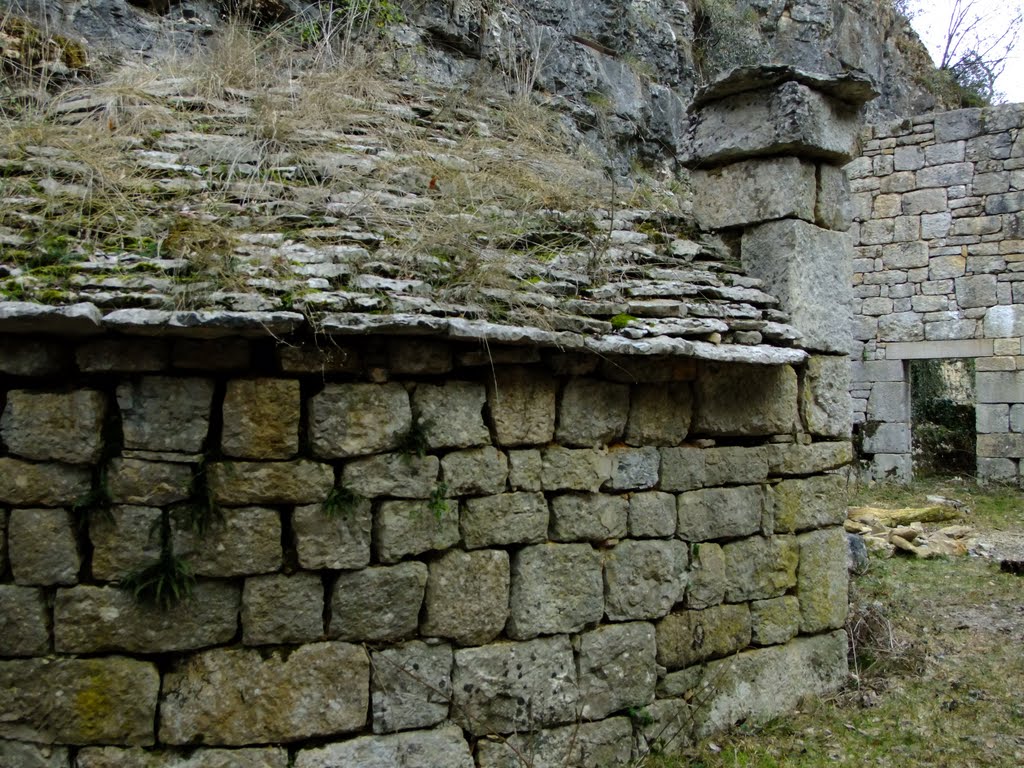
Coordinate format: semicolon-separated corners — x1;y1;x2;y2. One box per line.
647;479;1024;768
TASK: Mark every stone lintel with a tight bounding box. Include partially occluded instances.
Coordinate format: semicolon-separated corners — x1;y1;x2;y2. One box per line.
884;339;994;360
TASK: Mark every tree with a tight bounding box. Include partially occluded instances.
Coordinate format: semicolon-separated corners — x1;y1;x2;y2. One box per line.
935;0;1023;104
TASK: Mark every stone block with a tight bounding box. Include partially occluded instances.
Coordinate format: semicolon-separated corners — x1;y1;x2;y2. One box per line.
917;162;973;188
242;573;324;645
606;446;660;490
452;636;577;734
984;305;1024;337
922;212;953;240
655;603;752;670
685;81;863;165
90;505;163;581
0;741;69;768
722;535;799;602
955;274;998;308
677;486;766;542
977;457;1017;481
859;219;894;244
207;460;333;505
1;390;105;464
278;343;360;374
801;355;852;438
422;549;510;646
475;718;632;768
628;491;677;537
0;657;159;745
0;586;49;656
902;188;947;214
175;507;281;577
1011;404;1024;432
692;157;816;229
172;338;252;371
750;596;801;646
816;163;852;231
624;383;693;447
160;643;368;745
878;311;924;342
342;453;439;499
0;338;65;375
972;171;1010;195
375;499;459;563
685;541;726;609
765;441;852;476
309;383;411;458
693;362;799;435
892;144;924;170
703;446;769;487
797;528;849;633
925;317;977;341
977;432;1024;458
292;499;371;570
741;220;852;353
870;453;913;482
507;449;542;491
330;562;427;642
771;474;848;533
77;747;287;767
872;193;902;218
882;241;928;269
604;539;689;621
441;447;508;496
555;378;629;447
461;492;548;549
371;642;453;734
117;377;213;453
631;698;695;757
411;381;490;449
55;582;239;653
862;421;912;454
387;339;453;375
659;445;706;491
550;493;628;542
977;404;1010;433
977;371;1024;403
9;508;79;586
507;543;603;639
867;380;910;421
540;447;611;491
106;459;192;506
487;367;556;446
295;725;473;768
578;623;657;720
221;379;300;459
76;340;168;372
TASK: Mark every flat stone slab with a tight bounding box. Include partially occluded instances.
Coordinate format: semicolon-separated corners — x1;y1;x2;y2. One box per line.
102;309;305;338
0;301;103;335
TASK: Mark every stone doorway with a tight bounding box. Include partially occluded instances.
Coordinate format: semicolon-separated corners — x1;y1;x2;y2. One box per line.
909;358;976;477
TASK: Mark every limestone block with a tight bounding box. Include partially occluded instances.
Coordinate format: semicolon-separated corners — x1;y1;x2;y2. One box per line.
986;190;1024;214
242;573;324;645
655;603;752;670
878;312;924;342
330;563;427;642
412;381;489;449
371;642;453;734
800;355;852;438
76;746;287;768
0;586;49;656
750;596;801;646
554;378;629;447
902;188;947;214
984;305;1024;338
55;583;239;653
694;631;848;738
375;499;459;563
1011;404;1024;432
955;274;998;308
765;441;852;476
977;371;1024;403
723;535;799;602
881;241;928;270
606;446;660;490
507;449;542;491
867;380;910;421
578;623;657;720
475;718;632;768
295;725;473;768
1;390;105;464
309;383;411;458
292;500;371;570
550;493;628;542
461;492;548;549
90;505;163;581
173;338;252;371
342;453;439;499
922;212;953;240
625;383;692;446
869;453;913;482
9;508;79;586
175;507;281;577
917;162;973;188
0;741;69;767
441;447;508;496
452;636;577;734
977;432;1024;458
107;459;192;506
685;542;726;609
861;421;912;454
628;491;677;537
540;447;611;491
0;657;159;745
893;144;924;170
0;458;90;508
207;460;333;505
872;193;902;218
797;527;849;633
0;338;65;375
977;404;1010;434
77;340;168;372
117;377;213;453
816;163;852;231
693;362;799;435
703;446;769;487
422;549;509;646
741;220;852;353
692;157;816;229
388;339;453;374
604;539;689;621
771;474;847;533
507;543;604;639
659;445;705;491
676;486;767;542
686;81;863;165
487;367;556;446
159;643;368;745
278;344;359;374
977;457;1017;481
221;379;299;459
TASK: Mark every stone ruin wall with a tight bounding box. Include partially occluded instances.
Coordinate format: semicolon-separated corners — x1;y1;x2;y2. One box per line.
0;331;851;767
848;104;1024;482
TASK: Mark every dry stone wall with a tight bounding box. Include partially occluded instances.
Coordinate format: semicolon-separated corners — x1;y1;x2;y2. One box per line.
848;104;1024;481
0;331;851;767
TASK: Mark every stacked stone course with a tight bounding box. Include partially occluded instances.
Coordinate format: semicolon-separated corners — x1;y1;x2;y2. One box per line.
0;331;850;767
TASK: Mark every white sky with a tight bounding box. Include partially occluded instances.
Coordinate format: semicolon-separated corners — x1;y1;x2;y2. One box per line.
907;0;1024;104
